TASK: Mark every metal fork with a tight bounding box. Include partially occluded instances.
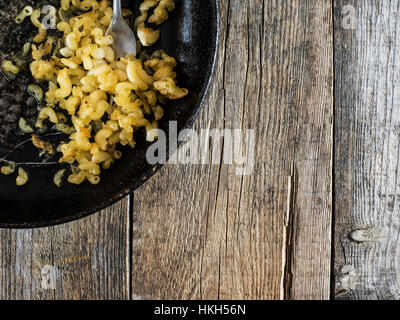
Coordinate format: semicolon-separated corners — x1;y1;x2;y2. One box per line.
106;0;137;58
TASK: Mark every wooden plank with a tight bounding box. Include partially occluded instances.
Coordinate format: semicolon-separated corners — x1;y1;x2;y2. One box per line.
271;0;333;300
334;0;400;299
0;198;130;300
131;0;333;300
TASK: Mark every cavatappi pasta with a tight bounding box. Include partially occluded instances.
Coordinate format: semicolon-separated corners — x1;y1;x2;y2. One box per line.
1;164;15;176
1;0;187;186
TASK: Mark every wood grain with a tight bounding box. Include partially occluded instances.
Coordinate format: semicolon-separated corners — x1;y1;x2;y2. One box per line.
334;0;400;299
132;0;333;300
0;198;130;300
0;0;336;300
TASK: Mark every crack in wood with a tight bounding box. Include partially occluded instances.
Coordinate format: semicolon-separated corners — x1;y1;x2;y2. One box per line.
281;161;296;300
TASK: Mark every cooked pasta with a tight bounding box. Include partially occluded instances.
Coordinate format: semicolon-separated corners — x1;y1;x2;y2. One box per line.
2;0;187;186
54;169;67;187
16;168;28;186
2;60;19;74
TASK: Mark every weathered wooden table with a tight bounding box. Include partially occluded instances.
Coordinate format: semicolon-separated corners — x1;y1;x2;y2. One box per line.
0;0;398;300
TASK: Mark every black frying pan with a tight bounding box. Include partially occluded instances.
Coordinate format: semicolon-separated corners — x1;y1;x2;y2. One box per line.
0;0;219;228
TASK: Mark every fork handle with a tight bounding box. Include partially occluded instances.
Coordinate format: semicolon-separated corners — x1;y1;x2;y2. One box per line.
113;0;123;19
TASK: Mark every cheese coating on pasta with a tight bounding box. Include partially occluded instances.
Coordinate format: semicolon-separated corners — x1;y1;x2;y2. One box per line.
25;0;187;185
0;0;186;186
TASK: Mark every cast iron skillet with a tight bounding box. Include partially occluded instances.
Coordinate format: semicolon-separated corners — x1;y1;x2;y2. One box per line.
0;0;219;228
